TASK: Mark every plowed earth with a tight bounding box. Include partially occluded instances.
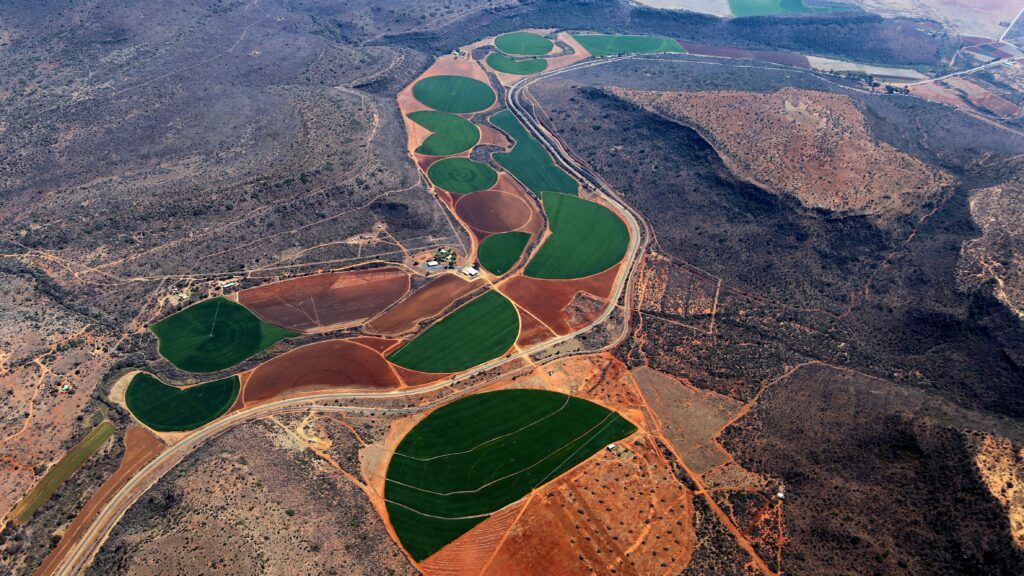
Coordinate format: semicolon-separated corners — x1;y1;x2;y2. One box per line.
243;340;401;405
455;187;535;235
365;274;479;336
238;268;410;333
500;264;619;335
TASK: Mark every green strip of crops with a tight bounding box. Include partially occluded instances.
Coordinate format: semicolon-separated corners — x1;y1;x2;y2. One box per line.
150;297;296;373
486;53;548;75
412;75;496;114
478;231;530;275
386;389;636;560
572;34;685;57
525;192;629;279
408;111;480;156
427;157;499;194
494;32;553;56
491;110;577;195
11;421;116;524
728;0;843;17
126;373;239;432
387;290;519;373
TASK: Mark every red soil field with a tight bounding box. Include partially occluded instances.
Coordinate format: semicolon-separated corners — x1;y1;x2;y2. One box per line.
418;500;528;575
238;268;410;333
946;76;1020;117
679;41;810;69
243;340;401;404
350;336;402;355
499;264;619;335
364;274;479;336
393;365;451;387
35;427;165;576
515;305;557;348
455;188;534;234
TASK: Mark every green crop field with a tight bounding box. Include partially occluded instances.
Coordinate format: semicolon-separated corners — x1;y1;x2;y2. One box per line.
485;53;548;75
387;290;519;373
494;32;553;56
408;111;480;156
10;421;116;525
728;0;842;17
427;157;498;194
478;231;530;275
572;34;684;57
385;389;636;560
150;297;295;373
491;110;577;195
412;75;496;114
525;192;629;279
126;373;239;432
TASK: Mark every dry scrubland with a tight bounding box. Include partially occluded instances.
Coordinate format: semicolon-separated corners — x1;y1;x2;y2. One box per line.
959;182;1024;320
612;87;954;217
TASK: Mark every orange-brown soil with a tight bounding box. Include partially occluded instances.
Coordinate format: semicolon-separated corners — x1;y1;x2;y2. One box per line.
392;365;451;387
424;436;695;576
499;264;619;335
944;76;1021;118
455;187;535;235
35;427;165;576
968;431;1024;549
238;268;410;333
514;305;557;348
365;274;479;336
243;340;401;405
350;336;402;355
612;86;953;217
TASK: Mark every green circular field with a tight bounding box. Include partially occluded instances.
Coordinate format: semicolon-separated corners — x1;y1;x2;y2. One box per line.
387;290;519;373
427;157;498;194
478;231;531;275
385;389;636;561
525;192;630;279
150;297;296;373
486;53;548;76
494;32;553;56
408;111;480;156
412;75;495;114
126;373;239;432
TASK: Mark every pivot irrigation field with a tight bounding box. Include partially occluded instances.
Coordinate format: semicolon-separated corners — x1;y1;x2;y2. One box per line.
408;111;480;156
478;231;531;275
728;0;842;17
150;297;296;373
494;32;553;56
412;75;495;114
387;290;519;373
385;389;637;560
125;373;240;432
486;53;548;76
427;157;499;194
9;421;116;525
491;110;578;195
525;192;630;279
572;34;684;57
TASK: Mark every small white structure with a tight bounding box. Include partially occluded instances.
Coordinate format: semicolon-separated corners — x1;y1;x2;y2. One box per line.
220;282;238;289
606;443;617;451
461;266;479;277
426;260;440;268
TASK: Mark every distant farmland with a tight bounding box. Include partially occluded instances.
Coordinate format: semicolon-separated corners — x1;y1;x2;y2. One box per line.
572;34;684;57
491;110;578;195
486;53;548;75
385;389;636;560
412;75;495;113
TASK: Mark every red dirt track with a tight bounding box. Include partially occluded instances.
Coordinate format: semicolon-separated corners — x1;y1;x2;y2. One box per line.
500;264;619;335
364;274;479;336
238;268;410;333
243;340;401;404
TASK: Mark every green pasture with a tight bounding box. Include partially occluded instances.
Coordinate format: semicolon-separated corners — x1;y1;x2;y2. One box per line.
486;53;548;75
125;373;239;432
10;421;116;524
525;192;629;279
387;290;519;373
427;157;498;194
408;111;480;156
385;389;636;560
412;75;496;114
572;34;684;57
478;231;530;275
494;32;553;56
490;110;577;195
728;0;843;17
150;297;295;373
